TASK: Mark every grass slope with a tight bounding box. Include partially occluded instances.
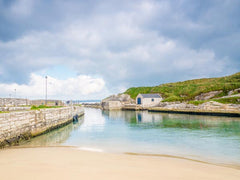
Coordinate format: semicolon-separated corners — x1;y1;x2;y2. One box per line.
31;105;63;110
125;72;240;102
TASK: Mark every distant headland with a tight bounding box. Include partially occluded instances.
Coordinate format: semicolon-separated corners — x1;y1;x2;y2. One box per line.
96;72;240;116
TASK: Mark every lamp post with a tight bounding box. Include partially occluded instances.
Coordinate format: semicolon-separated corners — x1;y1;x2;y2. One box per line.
14;89;16;106
45;76;48;105
9;94;12;106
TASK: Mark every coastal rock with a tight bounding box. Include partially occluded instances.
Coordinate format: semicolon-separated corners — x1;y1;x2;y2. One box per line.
194;91;222;100
101;94;134;110
158;102;197;109
228;88;240;96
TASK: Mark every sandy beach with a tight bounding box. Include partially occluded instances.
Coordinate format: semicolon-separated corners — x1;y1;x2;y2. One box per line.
0;147;240;180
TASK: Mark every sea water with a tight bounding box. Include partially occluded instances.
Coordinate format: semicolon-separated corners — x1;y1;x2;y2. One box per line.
21;108;240;166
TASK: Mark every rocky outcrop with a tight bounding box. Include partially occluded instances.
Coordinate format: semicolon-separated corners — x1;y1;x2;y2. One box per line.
194;88;240;101
102;94;135;103
101;94;135;110
228;88;240;96
194;91;222;100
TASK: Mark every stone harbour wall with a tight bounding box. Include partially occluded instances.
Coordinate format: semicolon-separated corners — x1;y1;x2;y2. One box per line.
0;106;84;147
155;101;240;112
0;98;31;106
149;101;240;117
0;106;31;112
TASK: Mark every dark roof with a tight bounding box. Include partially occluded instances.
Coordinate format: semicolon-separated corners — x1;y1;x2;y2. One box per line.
139;94;161;98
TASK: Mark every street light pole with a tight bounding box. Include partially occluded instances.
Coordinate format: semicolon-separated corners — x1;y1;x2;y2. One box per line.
14;89;16;106
9;94;12;106
45;76;48;106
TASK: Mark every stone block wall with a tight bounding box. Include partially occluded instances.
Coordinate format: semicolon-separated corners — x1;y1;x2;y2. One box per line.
0;106;31;112
0;106;84;146
30;99;64;106
149;101;240;116
156;101;240;113
0;98;30;107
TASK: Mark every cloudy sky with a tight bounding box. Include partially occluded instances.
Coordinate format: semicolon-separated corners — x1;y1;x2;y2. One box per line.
0;0;239;100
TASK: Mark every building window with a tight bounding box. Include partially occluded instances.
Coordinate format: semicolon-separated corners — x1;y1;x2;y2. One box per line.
152;98;154;102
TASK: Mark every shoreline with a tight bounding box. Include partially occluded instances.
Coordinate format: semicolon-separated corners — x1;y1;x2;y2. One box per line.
125;152;240;170
4;145;240;170
0;146;240;180
83;104;240;117
148;108;240;117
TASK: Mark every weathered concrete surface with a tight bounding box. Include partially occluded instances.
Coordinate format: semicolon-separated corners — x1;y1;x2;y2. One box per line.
0;106;84;147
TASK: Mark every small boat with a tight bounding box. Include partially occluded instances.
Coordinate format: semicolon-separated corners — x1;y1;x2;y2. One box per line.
73;114;78;123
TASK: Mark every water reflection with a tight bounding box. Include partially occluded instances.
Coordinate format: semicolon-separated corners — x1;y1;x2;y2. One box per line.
21;108;240;165
104;109;240;134
136;111;163;123
20;116;84;146
80;109;105;132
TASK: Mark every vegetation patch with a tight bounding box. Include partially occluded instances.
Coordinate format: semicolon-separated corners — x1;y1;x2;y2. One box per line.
125;72;240;103
188;100;207;105
232;91;240;95
162;95;183;102
213;97;240;104
0;111;9;113
31;105;63;110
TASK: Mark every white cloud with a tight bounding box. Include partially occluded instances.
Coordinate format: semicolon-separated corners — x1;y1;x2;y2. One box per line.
0;74;107;100
0;12;227;84
9;0;35;18
0;0;237;98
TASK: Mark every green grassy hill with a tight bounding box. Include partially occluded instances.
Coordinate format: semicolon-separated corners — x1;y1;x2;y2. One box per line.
124;72;240;103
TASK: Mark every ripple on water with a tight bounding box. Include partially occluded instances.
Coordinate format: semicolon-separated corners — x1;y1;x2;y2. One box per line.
21;108;240;166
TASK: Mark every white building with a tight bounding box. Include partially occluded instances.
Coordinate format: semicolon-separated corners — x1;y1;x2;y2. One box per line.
136;111;163;123
136;94;162;108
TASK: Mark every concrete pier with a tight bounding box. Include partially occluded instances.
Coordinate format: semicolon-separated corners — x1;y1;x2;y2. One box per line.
0;106;84;147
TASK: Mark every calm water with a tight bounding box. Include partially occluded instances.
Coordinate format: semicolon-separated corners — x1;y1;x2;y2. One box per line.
21;108;240;165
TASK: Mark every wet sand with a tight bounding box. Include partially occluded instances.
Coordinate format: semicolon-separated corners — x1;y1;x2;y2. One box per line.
0;147;240;180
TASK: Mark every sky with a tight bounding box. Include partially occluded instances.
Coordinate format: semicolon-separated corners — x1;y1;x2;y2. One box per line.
0;0;239;100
